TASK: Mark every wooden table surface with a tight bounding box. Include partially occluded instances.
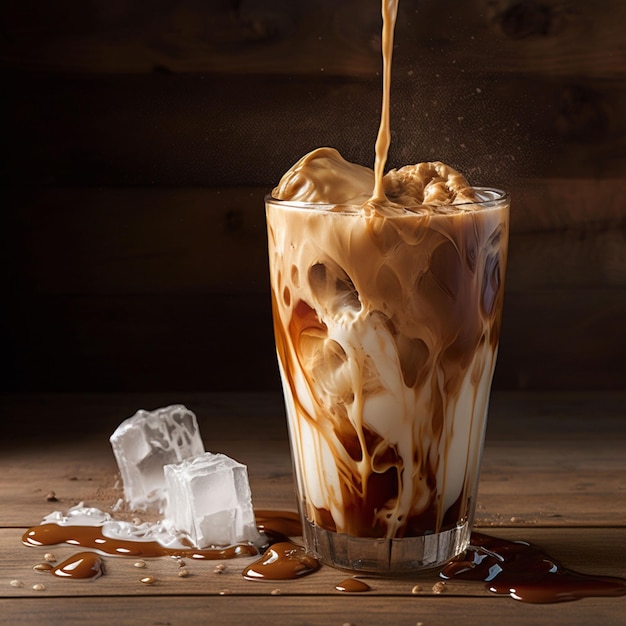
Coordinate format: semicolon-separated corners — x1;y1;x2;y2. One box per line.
1;392;625;625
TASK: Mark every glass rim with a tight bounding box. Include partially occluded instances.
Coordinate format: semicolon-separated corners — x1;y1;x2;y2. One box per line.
265;187;509;213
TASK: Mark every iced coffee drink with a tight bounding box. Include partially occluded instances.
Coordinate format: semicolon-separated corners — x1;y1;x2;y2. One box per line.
266;148;509;571
266;0;508;572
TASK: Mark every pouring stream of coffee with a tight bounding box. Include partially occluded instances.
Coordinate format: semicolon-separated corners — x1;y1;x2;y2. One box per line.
370;0;399;205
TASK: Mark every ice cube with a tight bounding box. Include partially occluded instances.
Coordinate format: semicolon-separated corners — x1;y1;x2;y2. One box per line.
163;452;262;548
110;405;205;511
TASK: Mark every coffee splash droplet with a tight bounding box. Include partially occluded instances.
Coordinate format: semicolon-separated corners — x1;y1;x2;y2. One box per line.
52;552;104;581
33;563;53;573
335;577;371;592
243;542;320;581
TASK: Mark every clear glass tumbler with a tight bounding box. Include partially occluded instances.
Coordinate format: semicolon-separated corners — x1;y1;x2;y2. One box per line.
266;189;509;572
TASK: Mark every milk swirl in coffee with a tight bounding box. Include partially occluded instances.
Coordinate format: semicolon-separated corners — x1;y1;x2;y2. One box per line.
266;0;509;569
267;157;508;542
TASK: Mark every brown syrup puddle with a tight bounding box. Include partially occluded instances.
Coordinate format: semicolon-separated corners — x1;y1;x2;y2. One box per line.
22;523;258;560
336;577;371;592
244;511;321;581
21;510;318;583
255;509;303;539
34;552;104;581
243;541;320;581
441;532;626;604
52;552;105;580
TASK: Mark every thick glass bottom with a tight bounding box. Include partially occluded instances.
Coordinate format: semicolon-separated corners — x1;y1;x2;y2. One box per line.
302;517;471;574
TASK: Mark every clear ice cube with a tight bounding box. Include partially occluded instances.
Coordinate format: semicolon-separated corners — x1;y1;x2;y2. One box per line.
109;405;205;511
163;452;262;548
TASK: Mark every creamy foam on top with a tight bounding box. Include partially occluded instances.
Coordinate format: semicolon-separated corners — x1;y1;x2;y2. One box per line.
272;0;474;214
273;148;477;211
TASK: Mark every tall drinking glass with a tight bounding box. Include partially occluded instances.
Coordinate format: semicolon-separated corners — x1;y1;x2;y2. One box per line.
266;189;509;572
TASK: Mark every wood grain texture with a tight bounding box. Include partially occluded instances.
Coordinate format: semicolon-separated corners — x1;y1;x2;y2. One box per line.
1;0;624;78
3;595;626;626
2;181;625;296
3;72;626;186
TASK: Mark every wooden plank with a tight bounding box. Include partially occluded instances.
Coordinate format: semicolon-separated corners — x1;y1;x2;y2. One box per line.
2;287;625;392
510;179;626;233
2;182;625;296
3;72;626;188
1;187;272;296
0;293;278;393
3;595;626;626
1;393;624;527
2;527;625;599
506;230;626;291
492;288;626;390
1;0;624;79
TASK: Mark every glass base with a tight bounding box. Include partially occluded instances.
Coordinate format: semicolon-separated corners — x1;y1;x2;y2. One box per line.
302;517;471;574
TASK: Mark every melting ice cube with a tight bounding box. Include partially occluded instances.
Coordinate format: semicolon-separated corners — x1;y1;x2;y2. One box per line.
110;405;205;511
164;452;262;548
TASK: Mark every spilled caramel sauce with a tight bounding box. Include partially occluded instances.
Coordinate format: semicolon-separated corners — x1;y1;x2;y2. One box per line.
51;552;104;580
255;509;303;539
335;577;371;592
33;552;104;580
441;532;626;604
21;510;626;600
242;542;320;581
22;524;257;560
21;509;317;583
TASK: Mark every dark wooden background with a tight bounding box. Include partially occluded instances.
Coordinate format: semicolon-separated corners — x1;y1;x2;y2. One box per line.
1;0;625;393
